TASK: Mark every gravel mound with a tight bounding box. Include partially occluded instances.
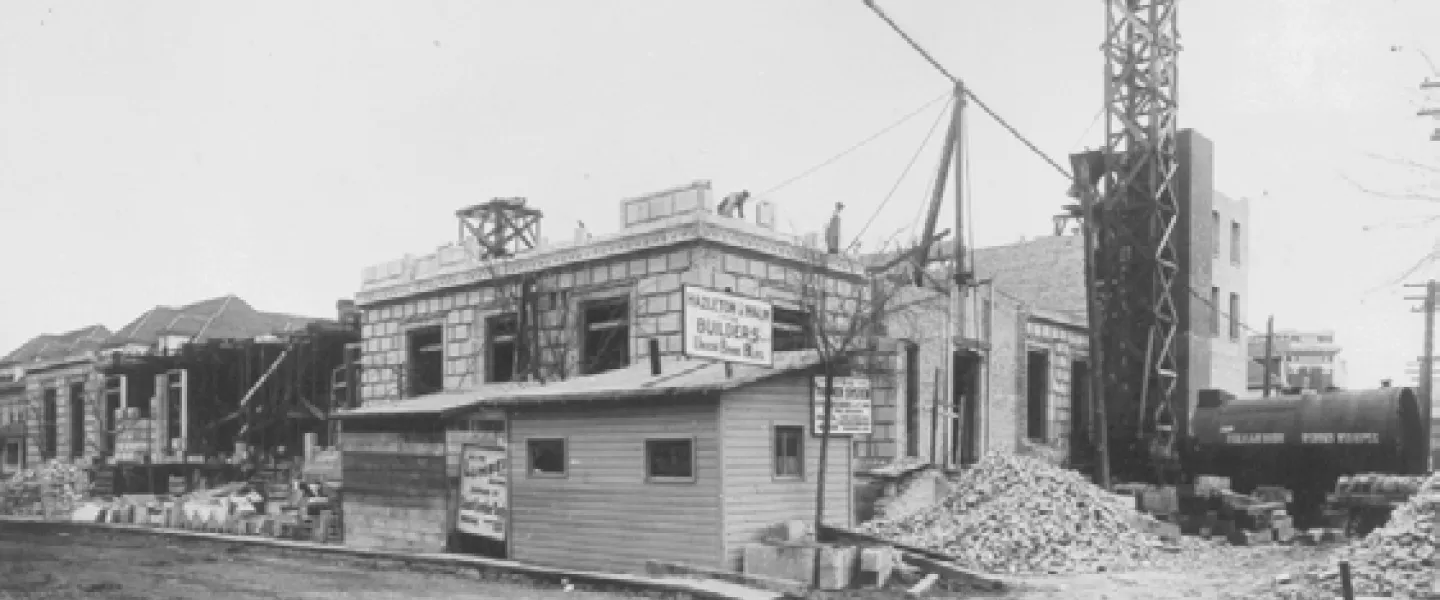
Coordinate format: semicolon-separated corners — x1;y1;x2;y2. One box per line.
1296;477;1440;599
857;452;1174;575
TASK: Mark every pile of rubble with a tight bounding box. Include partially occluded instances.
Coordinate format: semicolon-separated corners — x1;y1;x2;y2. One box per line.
1;460;91;516
1293;480;1440;599
858;452;1179;575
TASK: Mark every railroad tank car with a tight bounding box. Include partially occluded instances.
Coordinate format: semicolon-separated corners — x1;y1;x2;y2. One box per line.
1186;387;1427;524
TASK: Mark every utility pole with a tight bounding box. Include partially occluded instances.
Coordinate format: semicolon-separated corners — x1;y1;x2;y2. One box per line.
1262;316;1275;398
1406;280;1436;467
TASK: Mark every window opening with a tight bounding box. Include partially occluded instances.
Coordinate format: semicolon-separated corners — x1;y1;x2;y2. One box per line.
69;382;85;459
407;325;444;396
527;438;566;476
42;388;57;459
773;426;803;478
1026;350;1050;441
486;313;519;383
582;298;630;375
645;438;695;481
772;307;814;351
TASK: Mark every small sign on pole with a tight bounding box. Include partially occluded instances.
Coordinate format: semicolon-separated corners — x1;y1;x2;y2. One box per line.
681;285;774;368
812;377;873;436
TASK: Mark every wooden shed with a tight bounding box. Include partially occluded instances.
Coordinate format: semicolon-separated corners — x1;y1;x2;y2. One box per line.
333;350;854;574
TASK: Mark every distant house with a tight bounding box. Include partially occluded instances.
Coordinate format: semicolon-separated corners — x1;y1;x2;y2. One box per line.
0;324;111;473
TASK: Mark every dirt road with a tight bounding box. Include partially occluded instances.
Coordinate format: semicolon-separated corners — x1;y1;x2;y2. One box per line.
993;545;1340;600
0;521;651;600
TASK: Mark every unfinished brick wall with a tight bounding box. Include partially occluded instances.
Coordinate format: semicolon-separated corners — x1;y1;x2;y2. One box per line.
340;427;449;553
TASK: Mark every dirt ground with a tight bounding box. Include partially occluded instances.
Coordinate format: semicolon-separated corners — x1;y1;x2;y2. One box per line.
988;544;1342;600
0;521;667;600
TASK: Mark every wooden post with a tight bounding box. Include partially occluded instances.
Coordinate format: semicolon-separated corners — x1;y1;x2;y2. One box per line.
1262;316;1275;398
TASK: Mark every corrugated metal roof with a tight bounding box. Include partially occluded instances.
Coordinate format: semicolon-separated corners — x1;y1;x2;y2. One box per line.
335;350;822;419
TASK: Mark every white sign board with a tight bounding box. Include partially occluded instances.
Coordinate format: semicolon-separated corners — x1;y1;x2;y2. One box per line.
457;445;508;541
681;285;774;367
813;377;873;436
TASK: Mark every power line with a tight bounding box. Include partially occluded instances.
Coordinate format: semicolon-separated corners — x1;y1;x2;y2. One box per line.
847;95;954;252
861;0;1073;182
760;92;950;197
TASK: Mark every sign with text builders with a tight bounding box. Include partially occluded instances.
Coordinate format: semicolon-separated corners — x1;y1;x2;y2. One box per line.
682;285;774;367
813;377;873;436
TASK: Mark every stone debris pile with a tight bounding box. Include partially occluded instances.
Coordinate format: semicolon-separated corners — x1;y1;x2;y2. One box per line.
858;452;1179;575
1;460;91;516
1296;478;1440;599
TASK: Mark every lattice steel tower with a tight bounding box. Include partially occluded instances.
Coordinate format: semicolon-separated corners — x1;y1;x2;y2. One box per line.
1092;0;1183;482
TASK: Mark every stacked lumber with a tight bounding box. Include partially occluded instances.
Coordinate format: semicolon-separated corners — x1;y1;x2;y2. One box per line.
857;452;1178;575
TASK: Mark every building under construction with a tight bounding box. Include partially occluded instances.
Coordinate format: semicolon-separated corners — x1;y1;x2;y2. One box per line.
90;296;360;470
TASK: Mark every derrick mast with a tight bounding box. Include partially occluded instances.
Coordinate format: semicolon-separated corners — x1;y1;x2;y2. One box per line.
1091;0;1184;482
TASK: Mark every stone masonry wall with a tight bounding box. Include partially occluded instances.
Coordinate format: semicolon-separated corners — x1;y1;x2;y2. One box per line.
340;429;449;553
22;364;103;465
357;241;863;405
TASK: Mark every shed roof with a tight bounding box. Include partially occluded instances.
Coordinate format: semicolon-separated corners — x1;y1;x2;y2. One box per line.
335;350;822;419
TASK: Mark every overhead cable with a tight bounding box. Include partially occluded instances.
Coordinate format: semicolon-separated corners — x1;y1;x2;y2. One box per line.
760;92;950;197
847;95;955;253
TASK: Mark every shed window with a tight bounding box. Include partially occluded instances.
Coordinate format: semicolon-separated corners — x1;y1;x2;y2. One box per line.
645;438;695;482
3;441;18;466
486;313;519;383
773;426;804;478
407;325;444;396
772;307;814;351
582;298;630;375
527;438;567;477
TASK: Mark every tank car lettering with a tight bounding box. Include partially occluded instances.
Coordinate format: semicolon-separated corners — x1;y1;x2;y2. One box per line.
1226;432;1285;444
1301;432;1336;444
1335;432;1380;444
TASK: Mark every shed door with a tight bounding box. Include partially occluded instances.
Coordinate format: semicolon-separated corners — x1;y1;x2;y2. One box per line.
456;418;509;558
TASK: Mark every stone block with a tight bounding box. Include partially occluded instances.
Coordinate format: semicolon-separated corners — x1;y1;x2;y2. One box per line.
743;544;854;591
609;262;628;281
630;259;648;277
858;547;896;589
668;249;691;270
657;313;681;333
657;273;682;293
714;272;737;292
736;276;760;297
724;254;748;274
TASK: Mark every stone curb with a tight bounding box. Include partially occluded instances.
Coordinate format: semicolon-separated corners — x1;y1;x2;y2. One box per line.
0;516;778;600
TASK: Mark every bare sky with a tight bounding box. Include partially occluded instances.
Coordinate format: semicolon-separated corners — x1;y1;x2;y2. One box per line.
2;0;1438;387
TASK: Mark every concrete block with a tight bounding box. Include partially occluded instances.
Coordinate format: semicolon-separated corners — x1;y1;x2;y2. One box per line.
668;249;691;270
743;544;854;591
858;547;895;589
